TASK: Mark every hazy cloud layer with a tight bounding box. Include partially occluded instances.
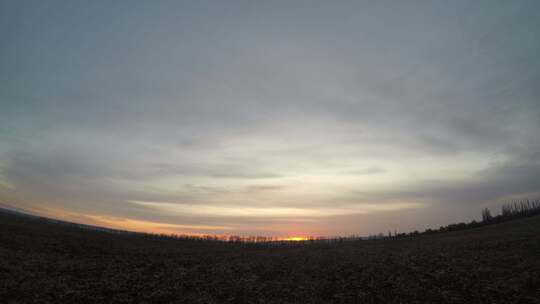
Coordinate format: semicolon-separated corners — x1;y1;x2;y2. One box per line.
1;0;539;236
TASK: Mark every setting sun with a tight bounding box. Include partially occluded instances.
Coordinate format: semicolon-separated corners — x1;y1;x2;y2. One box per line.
282;236;309;242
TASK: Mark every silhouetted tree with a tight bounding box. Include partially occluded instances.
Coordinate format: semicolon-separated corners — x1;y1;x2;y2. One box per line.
481;208;492;222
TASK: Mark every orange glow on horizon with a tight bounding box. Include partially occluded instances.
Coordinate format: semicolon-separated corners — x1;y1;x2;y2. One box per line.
281;236;309;241
23;206;319;241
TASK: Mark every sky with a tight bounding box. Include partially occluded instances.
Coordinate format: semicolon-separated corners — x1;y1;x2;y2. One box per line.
1;0;540;237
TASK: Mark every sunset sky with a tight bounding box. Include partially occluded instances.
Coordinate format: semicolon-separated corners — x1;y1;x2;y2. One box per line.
1;1;539;237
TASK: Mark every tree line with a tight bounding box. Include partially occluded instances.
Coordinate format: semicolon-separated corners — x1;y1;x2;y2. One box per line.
388;198;540;240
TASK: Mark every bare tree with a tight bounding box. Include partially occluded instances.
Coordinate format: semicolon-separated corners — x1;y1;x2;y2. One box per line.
481;208;492;222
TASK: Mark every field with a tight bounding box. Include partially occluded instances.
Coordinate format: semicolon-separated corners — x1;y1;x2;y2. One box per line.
1;210;540;303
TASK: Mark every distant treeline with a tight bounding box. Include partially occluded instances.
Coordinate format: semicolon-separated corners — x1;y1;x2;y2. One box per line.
133;199;540;244
373;199;540;240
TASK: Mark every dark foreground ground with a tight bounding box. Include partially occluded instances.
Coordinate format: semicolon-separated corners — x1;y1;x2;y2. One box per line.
1;211;539;304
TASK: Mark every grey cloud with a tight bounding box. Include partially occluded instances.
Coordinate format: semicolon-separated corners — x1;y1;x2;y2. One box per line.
348;160;540;208
152;163;284;179
1;0;540;235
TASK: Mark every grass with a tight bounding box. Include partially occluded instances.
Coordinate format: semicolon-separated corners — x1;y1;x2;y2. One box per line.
1;210;540;303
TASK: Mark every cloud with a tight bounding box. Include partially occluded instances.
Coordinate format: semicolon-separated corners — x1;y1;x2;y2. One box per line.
344;166;386;175
349;158;540;208
130;200;423;218
152;163;284;179
1;0;539;236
